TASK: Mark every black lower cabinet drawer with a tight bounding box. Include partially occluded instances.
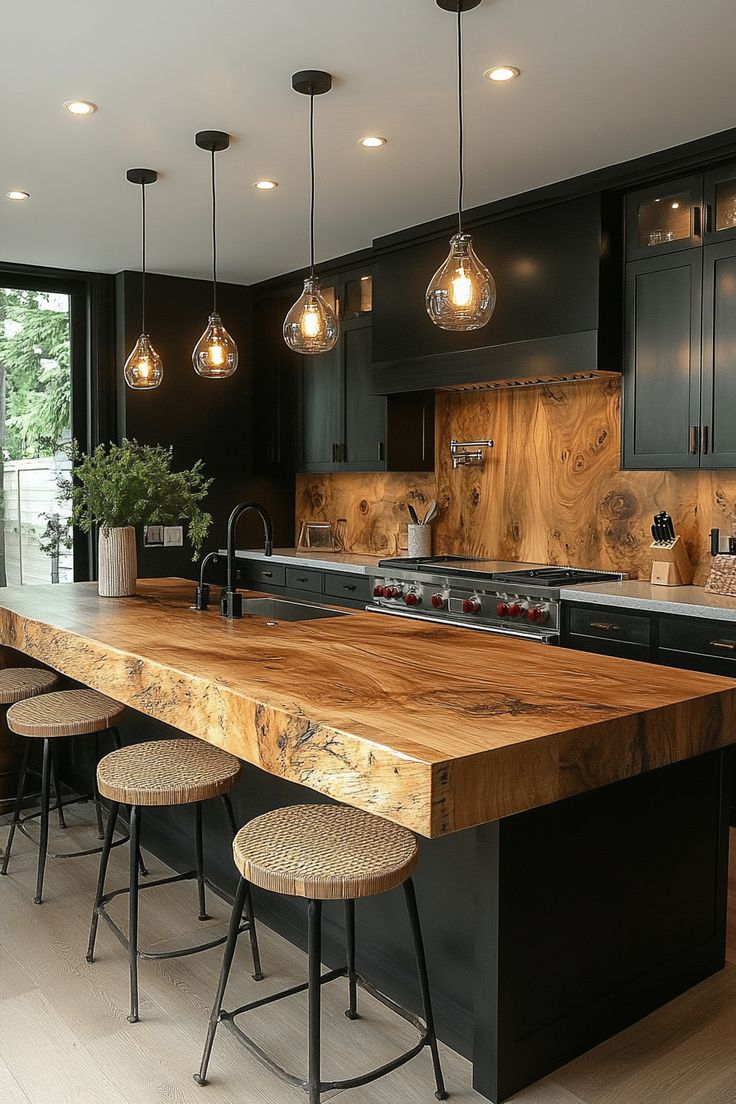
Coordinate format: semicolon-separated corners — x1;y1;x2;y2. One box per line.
659;616;736;675
241;561;286;589
285;567;324;594
323;572;372;604
567;605;651;648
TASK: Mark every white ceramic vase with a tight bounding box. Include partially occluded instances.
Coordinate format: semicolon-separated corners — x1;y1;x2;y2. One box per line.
98;527;137;597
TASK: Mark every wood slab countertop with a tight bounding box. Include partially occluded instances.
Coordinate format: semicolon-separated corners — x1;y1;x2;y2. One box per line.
0;578;734;837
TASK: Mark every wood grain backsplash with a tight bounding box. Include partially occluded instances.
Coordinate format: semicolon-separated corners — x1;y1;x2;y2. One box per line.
295;377;736;582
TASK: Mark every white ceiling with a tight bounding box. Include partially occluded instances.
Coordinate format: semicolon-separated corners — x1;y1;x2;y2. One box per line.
3;0;736;286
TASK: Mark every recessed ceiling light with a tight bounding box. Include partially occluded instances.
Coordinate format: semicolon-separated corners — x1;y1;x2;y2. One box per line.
64;100;97;116
671;201;680;209
484;65;520;83
358;136;387;148
6;190;29;201
254;179;278;190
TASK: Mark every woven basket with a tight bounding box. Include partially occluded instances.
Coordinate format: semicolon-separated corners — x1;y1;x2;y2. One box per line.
98;527;137;597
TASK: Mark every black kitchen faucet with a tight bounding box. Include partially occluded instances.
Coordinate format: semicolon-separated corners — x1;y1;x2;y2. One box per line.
221;501;273;619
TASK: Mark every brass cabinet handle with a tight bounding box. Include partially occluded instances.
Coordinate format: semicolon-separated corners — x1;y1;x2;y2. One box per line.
702;425;709;454
711;640;736;650
689;425;700;455
590;622;618;631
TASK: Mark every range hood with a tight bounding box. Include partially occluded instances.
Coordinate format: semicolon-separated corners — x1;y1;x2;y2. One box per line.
371;194;621;395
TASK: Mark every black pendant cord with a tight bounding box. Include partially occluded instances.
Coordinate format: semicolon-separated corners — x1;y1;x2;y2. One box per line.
140;182;147;333
456;7;464;235
309;90;316;279
211;149;218;313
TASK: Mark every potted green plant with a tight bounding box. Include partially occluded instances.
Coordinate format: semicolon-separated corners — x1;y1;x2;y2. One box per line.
60;439;213;597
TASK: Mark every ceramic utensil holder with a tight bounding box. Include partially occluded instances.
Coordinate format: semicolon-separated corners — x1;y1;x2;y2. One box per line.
650;536;693;586
408;524;432;558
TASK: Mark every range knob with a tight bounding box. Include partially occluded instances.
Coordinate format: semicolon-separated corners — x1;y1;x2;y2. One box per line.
383;585;397;599
508;602;524;618
496;602;510;618
528;606;548;623
462;596;481;614
405;591;421;607
373;584;385;598
430;592;446;609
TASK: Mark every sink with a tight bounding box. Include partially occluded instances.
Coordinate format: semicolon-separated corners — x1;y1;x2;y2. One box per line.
241;597;348;622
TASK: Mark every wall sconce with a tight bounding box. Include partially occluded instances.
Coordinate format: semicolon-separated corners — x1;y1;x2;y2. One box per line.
450;438;494;469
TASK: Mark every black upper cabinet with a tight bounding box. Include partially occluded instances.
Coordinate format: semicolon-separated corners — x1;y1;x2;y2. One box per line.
623;163;736;470
622;252;702;469
252;287;299;474
372;194;621;391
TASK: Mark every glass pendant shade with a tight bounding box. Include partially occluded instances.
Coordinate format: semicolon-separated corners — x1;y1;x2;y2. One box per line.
123;333;163;390
426;232;496;331
283;277;339;354
192;312;238;378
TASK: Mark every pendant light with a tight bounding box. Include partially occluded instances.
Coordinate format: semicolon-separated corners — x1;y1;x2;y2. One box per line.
426;0;496;332
123;168;163;390
192;130;238;378
283;70;339;355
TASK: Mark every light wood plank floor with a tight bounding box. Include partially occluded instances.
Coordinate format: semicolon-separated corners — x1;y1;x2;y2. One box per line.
1;809;735;1104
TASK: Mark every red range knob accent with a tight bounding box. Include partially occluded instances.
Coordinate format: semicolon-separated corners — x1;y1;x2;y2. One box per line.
462;597;481;614
508;602;523;618
430;593;446;609
373;584;385;597
405;591;420;606
496;602;509;618
528;606;548;623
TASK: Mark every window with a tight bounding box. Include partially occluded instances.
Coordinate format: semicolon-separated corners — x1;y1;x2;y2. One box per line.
0;287;74;584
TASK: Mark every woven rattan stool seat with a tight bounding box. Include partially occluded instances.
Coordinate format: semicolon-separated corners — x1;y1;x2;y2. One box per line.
7;688;124;738
97;738;241;807
233;804;419;901
0;667;59;705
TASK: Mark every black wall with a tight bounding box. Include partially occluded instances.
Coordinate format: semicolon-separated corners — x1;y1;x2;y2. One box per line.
115;271;294;579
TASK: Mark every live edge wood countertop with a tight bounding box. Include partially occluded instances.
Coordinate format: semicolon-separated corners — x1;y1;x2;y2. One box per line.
0;578;734;837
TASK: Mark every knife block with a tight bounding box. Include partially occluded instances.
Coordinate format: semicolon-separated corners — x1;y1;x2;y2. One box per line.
649;537;693;586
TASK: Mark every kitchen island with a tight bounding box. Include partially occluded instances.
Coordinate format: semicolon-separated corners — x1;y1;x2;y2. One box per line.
0;577;733;1101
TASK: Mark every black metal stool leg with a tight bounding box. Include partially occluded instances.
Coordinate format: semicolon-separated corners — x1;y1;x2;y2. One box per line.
194;876;249;1086
194;802;209;921
1;739;30;874
345;899;359;1019
91;731;105;839
403;879;448;1101
221;794;263;980
86;800;120;962
308;898;323;1104
127;804;141;1023
34;739;52;905
50;741;67;830
109;729;147;878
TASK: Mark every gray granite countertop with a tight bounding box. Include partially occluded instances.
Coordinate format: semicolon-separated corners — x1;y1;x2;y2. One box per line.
231;548;384;575
560;579;736;622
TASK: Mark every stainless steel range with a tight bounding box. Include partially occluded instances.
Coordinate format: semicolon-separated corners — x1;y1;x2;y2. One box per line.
367;556;624;644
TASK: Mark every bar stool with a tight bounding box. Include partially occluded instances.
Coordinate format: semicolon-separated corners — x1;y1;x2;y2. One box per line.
2;687;127;904
88;737;262;1024
0;668;61;824
196;803;448;1104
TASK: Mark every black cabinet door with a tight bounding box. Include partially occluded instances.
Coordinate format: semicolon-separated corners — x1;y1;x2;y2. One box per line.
622;252;702;469
252;289;299;473
299;344;344;471
343;321;386;471
625;174;703;261
701;239;736;467
704;162;736;245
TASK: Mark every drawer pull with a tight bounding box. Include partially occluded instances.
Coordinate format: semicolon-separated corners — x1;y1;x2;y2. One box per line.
710;639;736;650
590;622;618;631
342;583;357;592
296;577;309;584
262;571;273;579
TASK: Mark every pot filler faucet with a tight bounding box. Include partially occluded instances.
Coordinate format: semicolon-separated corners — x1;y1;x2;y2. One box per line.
221;501;273;619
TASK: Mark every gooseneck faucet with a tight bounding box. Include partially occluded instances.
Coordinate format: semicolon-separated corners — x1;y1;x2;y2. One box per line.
221;501;273;619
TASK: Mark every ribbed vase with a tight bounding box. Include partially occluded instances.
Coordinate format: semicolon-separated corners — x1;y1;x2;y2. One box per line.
98;527;137;597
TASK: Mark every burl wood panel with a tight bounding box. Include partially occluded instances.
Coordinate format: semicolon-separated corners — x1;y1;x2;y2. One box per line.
0;579;733;837
296;378;736;583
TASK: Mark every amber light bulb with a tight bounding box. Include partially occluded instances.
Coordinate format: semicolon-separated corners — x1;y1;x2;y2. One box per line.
124;333;163;389
283;277;338;354
192;312;238;378
426;232;496;331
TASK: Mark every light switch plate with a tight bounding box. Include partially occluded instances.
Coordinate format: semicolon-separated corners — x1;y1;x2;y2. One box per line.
144;525;164;546
164;525;184;547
